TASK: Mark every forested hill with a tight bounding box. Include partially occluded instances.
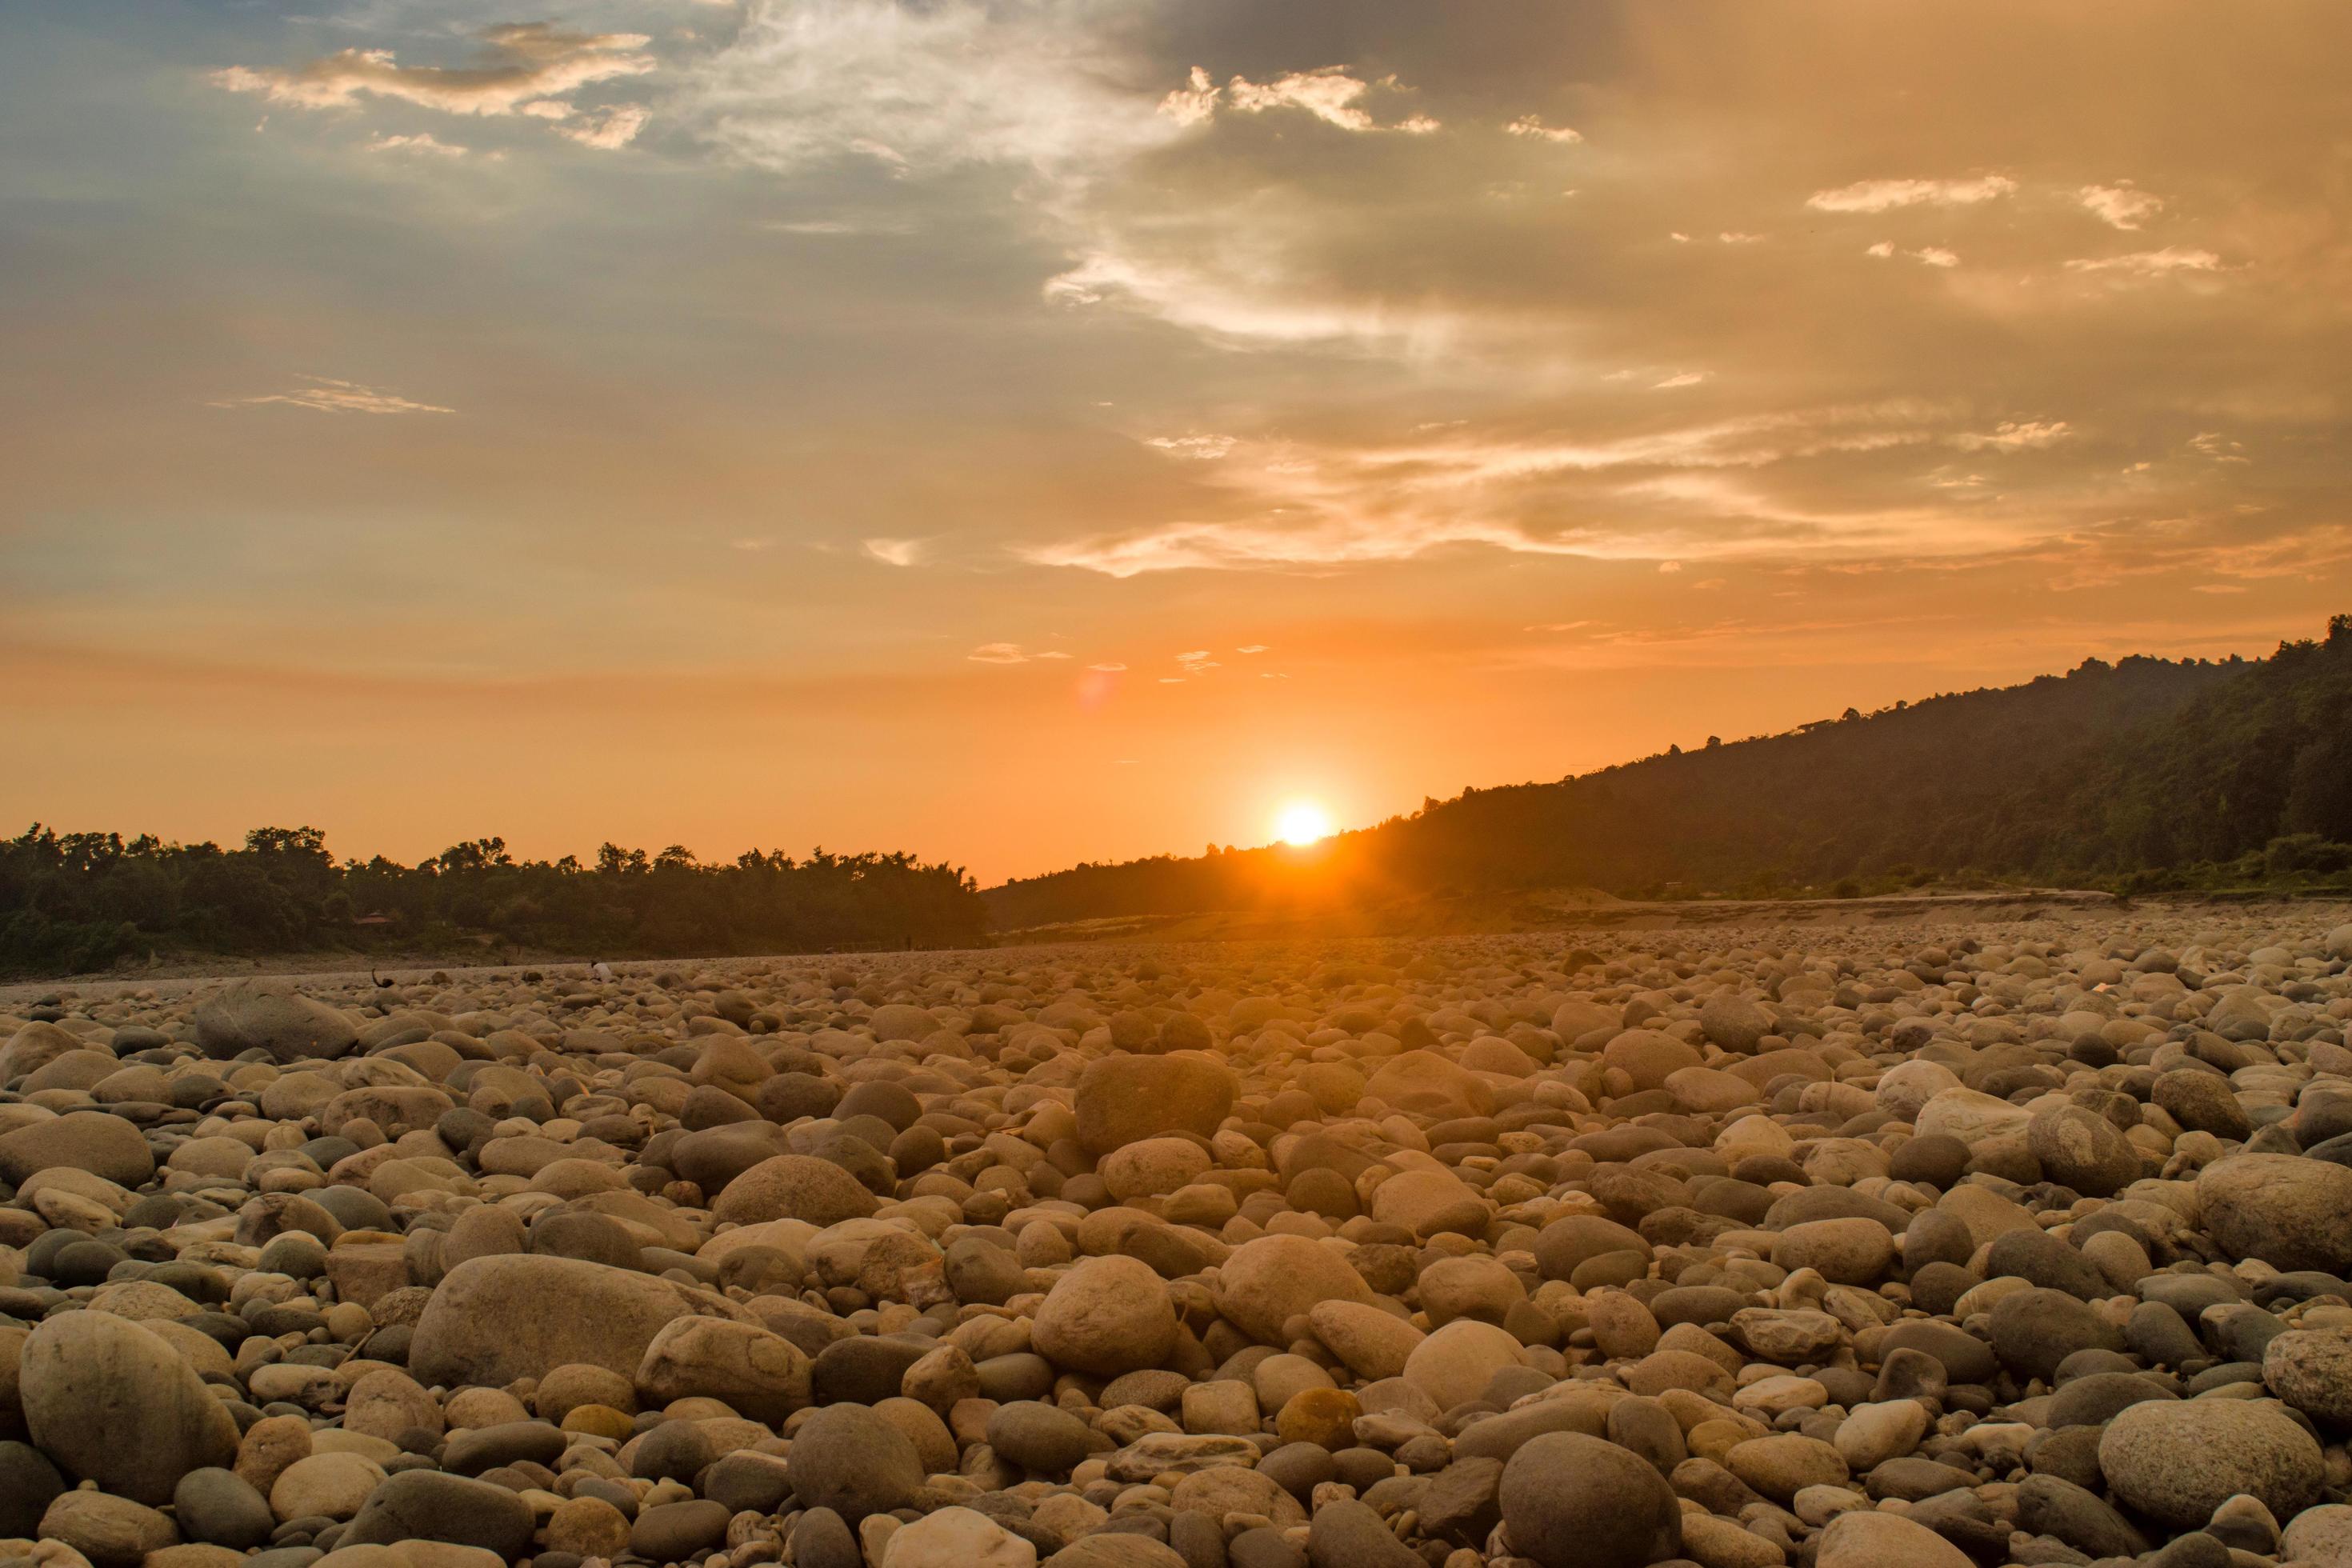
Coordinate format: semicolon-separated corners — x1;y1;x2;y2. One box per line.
985;615;2352;928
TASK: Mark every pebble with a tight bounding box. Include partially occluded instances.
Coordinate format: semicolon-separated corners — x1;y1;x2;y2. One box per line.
0;913;2345;1568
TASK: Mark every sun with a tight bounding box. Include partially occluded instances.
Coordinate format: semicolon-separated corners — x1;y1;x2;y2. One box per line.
1274;800;1334;846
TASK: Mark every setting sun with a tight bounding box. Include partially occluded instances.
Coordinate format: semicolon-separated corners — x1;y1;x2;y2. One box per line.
1274;801;1335;846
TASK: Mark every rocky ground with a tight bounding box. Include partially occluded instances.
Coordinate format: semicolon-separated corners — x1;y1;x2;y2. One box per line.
6;908;2352;1568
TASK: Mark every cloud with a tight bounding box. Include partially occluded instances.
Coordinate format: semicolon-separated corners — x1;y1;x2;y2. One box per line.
862;538;922;566
2079;182;2162;230
1806;174;2017;213
1145;434;1236;460
682;0;1178;177
1087;662;1126;672
1166;66;1438;134
1235;644;1267;654
1718;232;1762;245
2189;432;2250;464
2064;247;2223;275
214;24;651;118
1506;115;1581;144
1866;242;1960;267
556;104;649;150
1658;560;1683;573
966;642;1033;663
210;375;454;415
1952;419;2072;452
1654;371;1710;389
367;132;469;158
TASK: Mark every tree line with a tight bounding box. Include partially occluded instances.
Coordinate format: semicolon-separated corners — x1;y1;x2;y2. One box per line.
0;830;988;977
984;614;2352;928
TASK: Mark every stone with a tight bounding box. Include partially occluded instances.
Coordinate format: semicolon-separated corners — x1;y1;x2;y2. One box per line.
1498;1431;1682;1568
634;1314;811;1424
2027;1102;2142;1197
1307;1300;1425;1381
711;1154;881;1226
174;1470;275;1550
193;979;359;1062
1075;1054;1238;1156
1816;1511;1974;1568
886;1506;1039;1568
1214;1235;1374;1345
409;1253;750;1386
1033;1255;1180;1376
18;1309;240;1505
2265;1327;2352;1422
2281;1503;2352;1568
1770;1218;1895;1284
270;1452;386;1522
40;1490;179;1568
339;1471;534;1559
2195;1154;2352;1273
0;1110;154;1188
2098;1397;2324;1529
785;1404;924;1522
1403;1318;1522;1411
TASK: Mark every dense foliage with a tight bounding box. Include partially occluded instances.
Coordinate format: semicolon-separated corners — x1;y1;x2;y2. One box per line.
0;830;986;977
986;615;2352;928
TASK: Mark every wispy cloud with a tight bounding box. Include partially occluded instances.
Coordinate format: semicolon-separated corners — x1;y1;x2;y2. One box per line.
1164;66;1438;135
1866;242;1959;268
214;24;651;118
2065;247;2222;275
2189;432;2250;464
210;376;454;415
1952;419;2071;452
367;132;469;158
2079;182;2162;230
967;642;1033;663
1807;174;2016;213
862;538;923;566
1505;115;1581;144
555;104;648;150
1145;434;1236;460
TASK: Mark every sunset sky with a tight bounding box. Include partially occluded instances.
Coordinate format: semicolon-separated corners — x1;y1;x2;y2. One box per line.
5;1;2349;883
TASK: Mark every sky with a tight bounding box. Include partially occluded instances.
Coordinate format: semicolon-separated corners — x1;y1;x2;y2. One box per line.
4;0;2350;884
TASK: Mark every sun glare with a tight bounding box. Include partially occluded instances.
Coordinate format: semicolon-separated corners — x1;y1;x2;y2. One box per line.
1274;801;1334;846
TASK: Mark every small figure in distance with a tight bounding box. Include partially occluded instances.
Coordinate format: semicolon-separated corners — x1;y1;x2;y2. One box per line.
590;960;615;982
368;967;396;990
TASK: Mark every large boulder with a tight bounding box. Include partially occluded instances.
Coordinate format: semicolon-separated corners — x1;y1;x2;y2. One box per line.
2098;1398;2324;1529
0;1111;154;1188
410;1254;752;1387
19;1311;240;1505
2196;1154;2352;1273
192;978;358;1062
1074;1054;1237;1157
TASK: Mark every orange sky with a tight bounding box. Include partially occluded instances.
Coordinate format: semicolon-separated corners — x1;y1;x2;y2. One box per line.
4;2;2349;882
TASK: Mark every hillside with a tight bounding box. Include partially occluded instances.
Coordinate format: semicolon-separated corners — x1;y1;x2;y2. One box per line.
984;614;2352;928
